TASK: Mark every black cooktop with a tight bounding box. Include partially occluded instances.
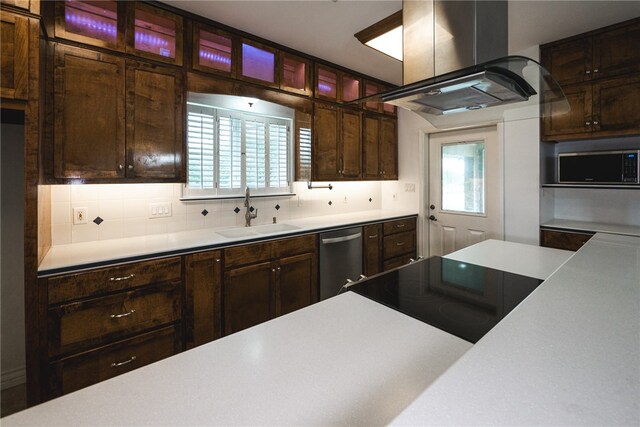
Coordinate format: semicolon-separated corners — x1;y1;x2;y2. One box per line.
347;256;543;343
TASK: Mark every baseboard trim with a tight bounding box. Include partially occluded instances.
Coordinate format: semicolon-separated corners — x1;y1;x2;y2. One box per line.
1;367;26;390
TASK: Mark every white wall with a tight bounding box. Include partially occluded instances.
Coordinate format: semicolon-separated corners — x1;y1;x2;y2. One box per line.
49;181;383;246
1;123;26;389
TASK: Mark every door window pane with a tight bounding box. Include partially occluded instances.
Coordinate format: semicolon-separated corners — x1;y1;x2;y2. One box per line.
441;141;485;214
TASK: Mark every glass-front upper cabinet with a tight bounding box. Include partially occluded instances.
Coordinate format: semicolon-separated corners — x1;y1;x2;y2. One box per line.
364;81;382;112
315;65;338;101
341;74;361;103
127;2;183;65
280;52;310;95
381;84;397;115
55;0;125;50
192;23;235;77
240;39;278;87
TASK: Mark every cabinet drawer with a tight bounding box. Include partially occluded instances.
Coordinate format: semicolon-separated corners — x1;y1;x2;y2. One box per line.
383;231;416;260
50;325;181;397
276;234;317;258
48;282;181;357
224;241;272;268
540;229;594;251
48;257;182;304
383;218;416;236
383;254;416;272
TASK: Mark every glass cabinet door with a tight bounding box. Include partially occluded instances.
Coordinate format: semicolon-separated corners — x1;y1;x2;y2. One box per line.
240;40;277;87
193;24;235;76
341;74;361;103
364;81;382;112
280;52;310;95
128;3;183;65
316;66;338;101
56;0;124;50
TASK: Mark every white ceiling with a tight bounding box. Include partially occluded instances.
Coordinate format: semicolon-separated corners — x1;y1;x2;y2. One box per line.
163;0;640;86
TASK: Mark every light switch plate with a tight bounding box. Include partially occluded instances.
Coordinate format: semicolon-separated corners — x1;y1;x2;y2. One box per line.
148;202;172;219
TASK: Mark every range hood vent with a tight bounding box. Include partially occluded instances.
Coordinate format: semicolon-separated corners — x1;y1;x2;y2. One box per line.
353;1;569;129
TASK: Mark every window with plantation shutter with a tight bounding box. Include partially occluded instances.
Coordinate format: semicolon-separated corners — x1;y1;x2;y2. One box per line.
298;127;312;180
184;102;293;199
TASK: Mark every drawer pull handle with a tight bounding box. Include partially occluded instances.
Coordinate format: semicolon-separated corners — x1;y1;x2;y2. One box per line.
368;234;378;239
110;309;136;319
111;356;137;368
396;224;405;228
396;242;405;246
110;273;135;282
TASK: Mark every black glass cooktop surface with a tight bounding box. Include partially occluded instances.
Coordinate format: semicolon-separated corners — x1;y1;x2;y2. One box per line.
348;256;543;343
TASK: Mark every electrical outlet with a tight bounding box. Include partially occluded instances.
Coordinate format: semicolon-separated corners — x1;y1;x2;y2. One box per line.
73;207;88;225
297;195;304;207
148;202;172;219
392;192;397;202
405;183;416;193
343;195;348;204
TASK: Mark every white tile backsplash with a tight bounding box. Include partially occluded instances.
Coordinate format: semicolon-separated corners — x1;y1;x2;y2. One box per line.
48;181;383;245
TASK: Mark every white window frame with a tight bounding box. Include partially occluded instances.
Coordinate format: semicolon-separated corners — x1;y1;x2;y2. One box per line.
183;101;294;200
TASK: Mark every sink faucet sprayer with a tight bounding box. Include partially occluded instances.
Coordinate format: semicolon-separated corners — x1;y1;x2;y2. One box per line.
244;186;258;227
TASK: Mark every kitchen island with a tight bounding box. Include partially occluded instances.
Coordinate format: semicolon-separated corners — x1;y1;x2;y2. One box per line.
5;234;638;425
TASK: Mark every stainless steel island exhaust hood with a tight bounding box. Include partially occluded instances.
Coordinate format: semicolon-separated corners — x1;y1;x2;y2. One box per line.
355;0;569;129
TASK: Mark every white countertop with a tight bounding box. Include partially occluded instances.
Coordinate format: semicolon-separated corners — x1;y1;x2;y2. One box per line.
39;210;417;274
541;218;640;237
2;292;471;426
444;239;574;280
10;235;638;425
392;233;640;426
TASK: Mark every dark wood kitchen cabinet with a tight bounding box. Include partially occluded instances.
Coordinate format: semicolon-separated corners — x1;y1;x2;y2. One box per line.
223;235;317;335
313;102;361;180
184;250;222;349
363;223;382;276
126;60;184;180
381;218;417;272
42;257;183;399
363;114;397;180
541;18;640;141
540;228;594;251
48;44;184;182
1;10;30;100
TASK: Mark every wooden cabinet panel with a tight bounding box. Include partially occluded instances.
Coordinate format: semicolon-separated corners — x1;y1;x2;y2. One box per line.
185;251;222;349
542;83;592;140
53;44;126;179
543;38;592;86
1;11;29;100
223;262;273;335
224;241;272;268
276;234;317;258
379;117;397;180
592;74;640;136
126;61;184;180
1;0;31;11
363;116;380;179
383;218;416;236
48;282;181;356
341;109;361;178
314;103;339;180
48;257;182;304
50;325;180;397
540;229;594;251
593;20;640;80
276;252;317;317
363;224;381;276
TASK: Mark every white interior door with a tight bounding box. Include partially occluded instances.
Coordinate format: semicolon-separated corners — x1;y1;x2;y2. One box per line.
428;126;502;256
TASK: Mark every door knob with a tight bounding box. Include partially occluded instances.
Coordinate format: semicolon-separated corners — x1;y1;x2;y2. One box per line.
429;215;437;221
429;204;435;210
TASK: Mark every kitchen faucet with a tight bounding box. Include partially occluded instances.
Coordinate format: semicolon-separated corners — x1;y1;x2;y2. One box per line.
244;186;258;227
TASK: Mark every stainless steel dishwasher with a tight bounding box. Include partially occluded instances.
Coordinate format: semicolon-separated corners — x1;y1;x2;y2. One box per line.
319;227;363;300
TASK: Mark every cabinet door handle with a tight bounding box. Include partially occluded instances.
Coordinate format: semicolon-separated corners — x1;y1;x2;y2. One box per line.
128;165;134;170
396;242;405;246
118;164;124;171
368;234;378;239
396;224;405;228
111;356;137;368
585;70;591;75
277;267;281;271
109;273;135;282
272;268;276;272
585;121;591;126
110;309;136;319
593;119;599;125
215;258;221;262
593;69;599;74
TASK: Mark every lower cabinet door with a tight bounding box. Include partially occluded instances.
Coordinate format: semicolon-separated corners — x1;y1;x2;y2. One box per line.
276;252;317;317
363;224;381;276
50;325;181;397
184;251;222;349
223;262;273;335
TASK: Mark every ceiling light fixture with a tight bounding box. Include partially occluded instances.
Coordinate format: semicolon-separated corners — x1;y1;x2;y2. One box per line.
354;10;403;61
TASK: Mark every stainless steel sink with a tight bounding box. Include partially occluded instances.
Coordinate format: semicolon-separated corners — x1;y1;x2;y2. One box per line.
254;223;301;234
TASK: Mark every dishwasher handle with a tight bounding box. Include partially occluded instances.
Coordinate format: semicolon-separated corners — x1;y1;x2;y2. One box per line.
321;232;362;245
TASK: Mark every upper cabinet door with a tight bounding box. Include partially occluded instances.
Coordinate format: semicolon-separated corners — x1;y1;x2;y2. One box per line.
1;11;29;100
363;115;380;179
379;117;398;180
279;52;311;96
340;74;361;103
363;81;382;112
127;2;183;66
192;23;236;78
542;83;593;140
126;60;184;181
313;103;339;180
340;109;361;179
592;74;640;137
53;44;126;179
542;38;593;86
593;20;640;80
315;65;338;101
54;0;125;51
239;39;278;87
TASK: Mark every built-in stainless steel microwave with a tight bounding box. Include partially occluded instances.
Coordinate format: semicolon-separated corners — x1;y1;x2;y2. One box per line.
558;150;639;184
